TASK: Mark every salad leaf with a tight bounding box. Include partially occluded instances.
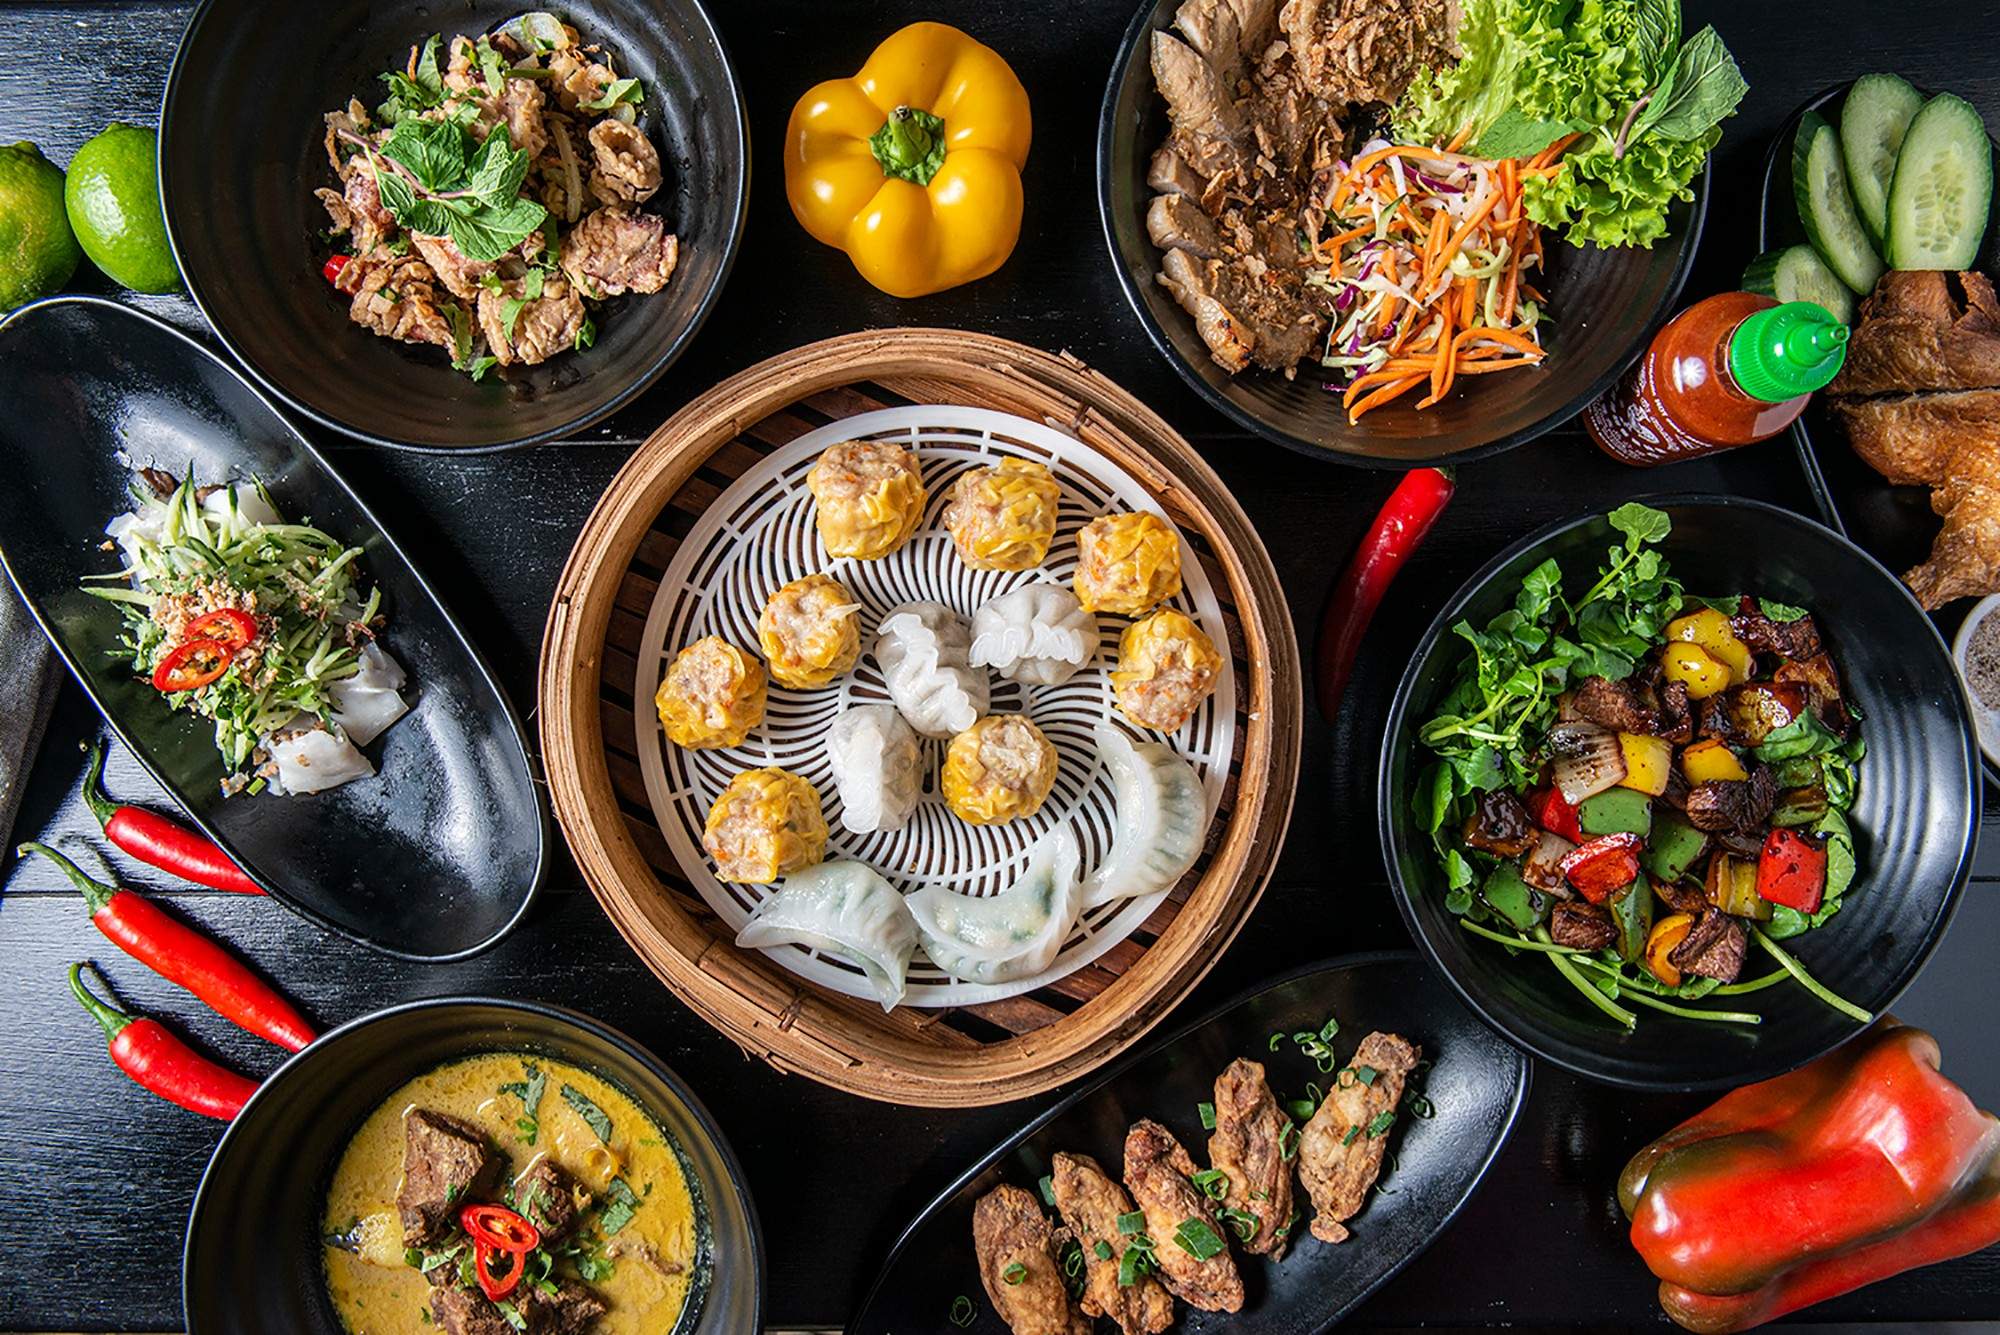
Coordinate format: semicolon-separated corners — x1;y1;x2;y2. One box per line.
1522;127;1716;247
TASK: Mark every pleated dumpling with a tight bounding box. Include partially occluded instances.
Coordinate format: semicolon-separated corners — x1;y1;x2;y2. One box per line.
806;439;927;560
942;457;1062;571
824;704;922;834
968;582;1099;687
758;573;862;689
1073;511;1183;616
702;767;829;883
1081;724;1208;908
1111;608;1222;734
942;714;1059;826
736;861;919;1010
655;636;767;749
875;601;989;738
908;828;1083;985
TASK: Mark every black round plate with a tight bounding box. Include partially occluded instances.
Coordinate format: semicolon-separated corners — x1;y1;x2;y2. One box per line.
1095;0;1707;468
160;0;748;452
1381;496;1979;1090
846;952;1530;1335
0;297;545;959
184;997;763;1333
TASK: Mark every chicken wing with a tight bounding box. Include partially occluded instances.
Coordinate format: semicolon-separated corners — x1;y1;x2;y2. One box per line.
1050;1152;1175;1335
1122;1119;1244;1313
972;1185;1091;1335
1208;1057;1296;1258
1296;1031;1420;1244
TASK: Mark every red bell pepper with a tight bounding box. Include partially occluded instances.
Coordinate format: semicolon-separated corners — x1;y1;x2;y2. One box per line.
1619;1021;2000;1333
1531;786;1584;844
1755;828;1826;914
1559;833;1642;903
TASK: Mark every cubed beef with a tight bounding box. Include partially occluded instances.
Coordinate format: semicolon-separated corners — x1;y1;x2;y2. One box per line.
1461;791;1538;858
1670;913;1749;983
431;1286;514;1335
1684;768;1777;834
1549;901;1617;952
520;1280;609;1334
1655;679;1694;745
511;1157;590;1244
1654;877;1710;917
1570;675;1659;734
1730;599;1823;661
399;1110;502;1246
1774;653;1850;733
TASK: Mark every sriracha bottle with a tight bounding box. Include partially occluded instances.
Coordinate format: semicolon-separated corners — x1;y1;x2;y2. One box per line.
1584;295;1849;466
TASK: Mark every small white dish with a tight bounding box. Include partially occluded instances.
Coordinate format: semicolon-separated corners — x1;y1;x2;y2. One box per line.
1949;593;2000;770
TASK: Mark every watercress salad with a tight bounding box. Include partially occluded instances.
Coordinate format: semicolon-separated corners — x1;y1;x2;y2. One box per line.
1413;504;1868;1029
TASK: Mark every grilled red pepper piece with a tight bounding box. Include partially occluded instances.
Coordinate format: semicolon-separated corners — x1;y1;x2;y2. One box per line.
1559;832;1642;903
1314;467;1455;720
461;1203;540;1255
1620;1022;2000;1333
69;962;257;1120
1756;828;1827;913
322;253;351;284
1531;785;1585;843
82;742;263;895
19;842;314;1052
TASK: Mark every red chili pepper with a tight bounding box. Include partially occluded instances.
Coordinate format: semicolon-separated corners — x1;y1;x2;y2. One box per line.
81;742;263;895
184;608;258;653
1314;466;1456;721
1560;832;1643;903
152;637;232;694
19;842;315;1052
1531;785;1585;844
1756;828;1827;913
474;1240;527;1301
69;962;256;1120
322;254;351;284
461;1203;540;1255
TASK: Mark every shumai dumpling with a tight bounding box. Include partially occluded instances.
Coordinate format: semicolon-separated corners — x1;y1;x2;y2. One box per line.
758;573;862;689
942;457;1062;571
1074;512;1182;616
702;767;829;883
1112;609;1222;734
807;439;927;560
943;715;1059;826
655;636;766;749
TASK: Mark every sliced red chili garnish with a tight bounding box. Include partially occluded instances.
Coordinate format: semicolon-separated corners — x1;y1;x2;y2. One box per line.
473;1239;525;1302
152;638;233;694
185;608;258;654
322;254;351;284
460;1202;540;1255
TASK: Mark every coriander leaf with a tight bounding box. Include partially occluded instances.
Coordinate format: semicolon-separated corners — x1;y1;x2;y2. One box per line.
1473;107;1582;161
381;117;469;192
1636;27;1747;142
598;1176;641;1235
580;77;645;112
574;314;597;352
559;1083;614;1143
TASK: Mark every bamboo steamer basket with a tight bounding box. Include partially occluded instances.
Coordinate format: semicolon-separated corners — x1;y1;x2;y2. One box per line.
540;329;1301;1106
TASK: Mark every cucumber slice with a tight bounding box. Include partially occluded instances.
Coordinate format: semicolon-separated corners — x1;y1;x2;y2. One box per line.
1886;92;1994;270
1839;73;1924;250
1794;110;1885;294
1742;245;1857;325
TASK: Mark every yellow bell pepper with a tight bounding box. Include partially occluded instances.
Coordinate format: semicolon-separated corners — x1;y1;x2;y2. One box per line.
1666;608;1754;683
784;22;1031;298
1644;913;1696;986
1617;732;1674;795
1682;737;1749;785
1661;642;1732;700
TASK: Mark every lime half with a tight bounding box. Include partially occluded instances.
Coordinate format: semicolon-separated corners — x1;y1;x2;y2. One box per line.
0;142;82;311
65;123;180;295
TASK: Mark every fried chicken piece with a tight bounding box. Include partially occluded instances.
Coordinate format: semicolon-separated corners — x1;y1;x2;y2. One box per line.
1207;1058;1295;1259
971;1185;1091;1335
1296;1031;1420;1244
1830;270;2000;397
1122;1120;1244;1313
1050;1153;1175;1335
476;275;586;366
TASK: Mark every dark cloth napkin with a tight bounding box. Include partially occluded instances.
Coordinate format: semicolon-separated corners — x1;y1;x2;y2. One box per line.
0;580;61;849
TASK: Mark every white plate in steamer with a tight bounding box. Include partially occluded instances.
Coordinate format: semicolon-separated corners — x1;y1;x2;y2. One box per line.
632;405;1237;1008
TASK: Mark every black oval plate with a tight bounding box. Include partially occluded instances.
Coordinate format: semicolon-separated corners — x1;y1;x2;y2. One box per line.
846;952;1530;1335
0;297;546;959
1759;82;2000;784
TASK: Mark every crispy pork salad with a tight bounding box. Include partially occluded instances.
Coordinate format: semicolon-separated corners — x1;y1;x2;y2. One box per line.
316;11;679;378
86;470;409;797
1414;505;1869;1028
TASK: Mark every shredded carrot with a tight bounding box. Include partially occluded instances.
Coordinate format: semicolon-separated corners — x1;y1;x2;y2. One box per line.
1348;374;1428;422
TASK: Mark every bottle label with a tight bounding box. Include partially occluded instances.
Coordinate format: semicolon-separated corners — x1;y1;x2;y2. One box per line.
1586;350;1719;467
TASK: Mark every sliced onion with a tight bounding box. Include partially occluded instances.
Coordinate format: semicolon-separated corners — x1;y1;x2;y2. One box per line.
552;118;582;224
1521;829;1577;893
1548;721;1627;805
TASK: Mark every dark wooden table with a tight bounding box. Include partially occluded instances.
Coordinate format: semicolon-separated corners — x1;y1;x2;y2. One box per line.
4;1;1999;1329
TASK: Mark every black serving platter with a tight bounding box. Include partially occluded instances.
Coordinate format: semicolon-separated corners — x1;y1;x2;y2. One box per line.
160;0;748;452
0;297;545;959
847;953;1530;1335
1096;0;1707;469
1759;83;2000;781
1381;496;1979;1091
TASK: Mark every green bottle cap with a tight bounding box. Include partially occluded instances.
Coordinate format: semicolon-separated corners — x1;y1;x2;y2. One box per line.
1727;300;1849;403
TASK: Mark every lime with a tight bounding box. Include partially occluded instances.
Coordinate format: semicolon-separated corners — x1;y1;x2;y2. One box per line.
65;123;180;295
0;142;82;311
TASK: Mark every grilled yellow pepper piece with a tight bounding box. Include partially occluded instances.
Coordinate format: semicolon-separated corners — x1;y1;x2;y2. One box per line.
1666;608;1753;683
784;22;1031;298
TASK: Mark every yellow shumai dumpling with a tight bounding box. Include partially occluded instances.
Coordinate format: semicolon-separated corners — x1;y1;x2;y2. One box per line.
757;573;862;689
942;457;1062;571
1073;511;1183;615
942;715;1059;826
1111;609;1222;734
655;636;767;749
806;439;927;560
702;767;829;883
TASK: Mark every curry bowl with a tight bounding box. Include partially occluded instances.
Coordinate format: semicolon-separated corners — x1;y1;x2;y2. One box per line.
184;997;763;1334
160;0;747;451
1380;497;1979;1089
1095;0;1707;468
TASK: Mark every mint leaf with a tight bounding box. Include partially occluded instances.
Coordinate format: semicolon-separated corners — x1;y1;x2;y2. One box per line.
444;195;547;262
1636;27;1747;142
1473;107;1579;161
1633;0;1681;80
579;77;644;112
475;36;507;95
379;34;445;121
464;128;532;207
381;118;468;192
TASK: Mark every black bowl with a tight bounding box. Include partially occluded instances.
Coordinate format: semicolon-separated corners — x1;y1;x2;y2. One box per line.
1380;497;1979;1089
160;0;747;452
0;297;544;959
1096;0;1707;468
185;997;764;1334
